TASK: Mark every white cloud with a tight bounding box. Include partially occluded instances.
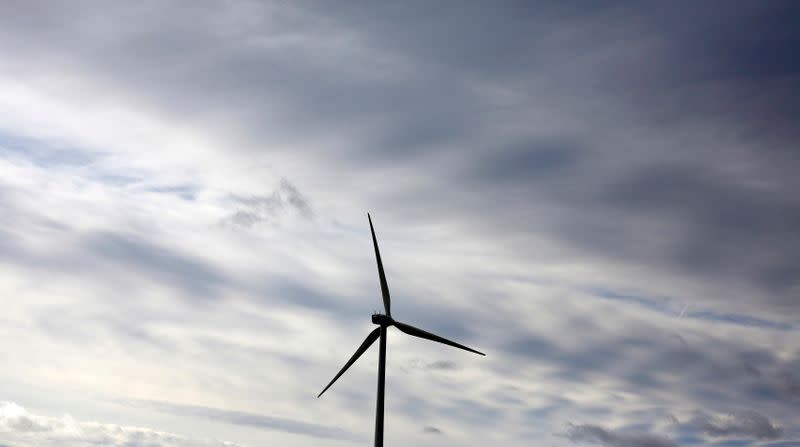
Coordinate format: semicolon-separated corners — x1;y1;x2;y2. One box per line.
0;401;239;447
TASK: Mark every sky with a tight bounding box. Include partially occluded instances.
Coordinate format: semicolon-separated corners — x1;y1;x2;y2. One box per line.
0;1;799;446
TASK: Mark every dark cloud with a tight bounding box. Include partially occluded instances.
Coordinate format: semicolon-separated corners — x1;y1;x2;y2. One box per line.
225;178;313;228
503;321;800;416
425;360;457;370
0;222;229;301
564;423;678;447
599;163;800;302
760;442;800;447
145;185;198;201
596;2;800;135
2;1;798;322
403;359;459;372
85;231;227;298
422;426;443;435
775;368;800;398
505;332;625;383
688;410;783;440
468;138;584;187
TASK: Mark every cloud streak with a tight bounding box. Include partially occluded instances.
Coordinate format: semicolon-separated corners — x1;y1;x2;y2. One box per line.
563;423;678;447
687;410;784;440
120;399;361;442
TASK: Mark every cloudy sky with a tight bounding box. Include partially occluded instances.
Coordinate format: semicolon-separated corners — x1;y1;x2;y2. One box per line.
1;1;799;446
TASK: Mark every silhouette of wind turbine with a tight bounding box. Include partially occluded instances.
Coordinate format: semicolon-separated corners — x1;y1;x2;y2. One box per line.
318;214;485;447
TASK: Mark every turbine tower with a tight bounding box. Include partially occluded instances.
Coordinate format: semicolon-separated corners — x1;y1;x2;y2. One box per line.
318;214;485;447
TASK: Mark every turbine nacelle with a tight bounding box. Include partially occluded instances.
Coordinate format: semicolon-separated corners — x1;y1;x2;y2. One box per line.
371;313;393;326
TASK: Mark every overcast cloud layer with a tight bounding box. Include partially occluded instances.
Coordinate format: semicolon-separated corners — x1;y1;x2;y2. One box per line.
1;1;798;446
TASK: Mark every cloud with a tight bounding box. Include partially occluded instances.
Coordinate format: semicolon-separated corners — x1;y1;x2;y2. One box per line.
425;360;457;371
0;2;799;447
500;303;800;417
83;231;228;298
422;425;442;435
597;162;800;304
1;0;798;322
563;423;678;447
403;359;458;372
687;410;784;440
0;401;239;447
775;369;800;398
0;402;49;433
120;399;360;442
225;178;313;228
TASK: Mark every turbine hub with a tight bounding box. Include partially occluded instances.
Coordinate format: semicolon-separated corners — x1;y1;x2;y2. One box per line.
372;313;393;326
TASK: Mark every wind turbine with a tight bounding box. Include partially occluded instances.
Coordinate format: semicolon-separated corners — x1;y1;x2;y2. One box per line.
318;214;485;447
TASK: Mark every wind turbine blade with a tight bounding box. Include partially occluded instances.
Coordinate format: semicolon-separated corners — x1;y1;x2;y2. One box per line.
318;327;381;398
393;321;485;356
368;213;391;317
